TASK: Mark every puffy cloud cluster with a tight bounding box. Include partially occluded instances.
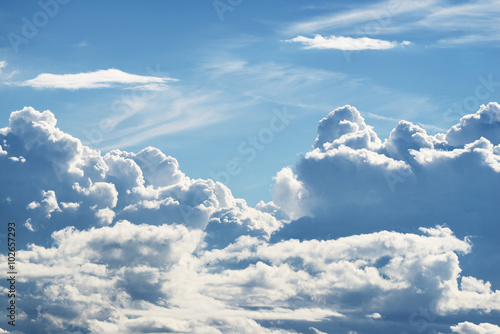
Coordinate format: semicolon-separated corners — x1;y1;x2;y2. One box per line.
446;102;500;146
1;105;500;333
0;107;283;246
272;103;500;248
6;220;499;333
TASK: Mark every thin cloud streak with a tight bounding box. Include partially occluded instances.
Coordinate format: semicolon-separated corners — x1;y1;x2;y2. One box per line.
95;91;253;151
15;68;177;90
285;0;499;47
287;34;411;50
286;0;437;34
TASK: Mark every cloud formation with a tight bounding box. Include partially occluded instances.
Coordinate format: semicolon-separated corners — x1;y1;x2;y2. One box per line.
1;105;500;333
272;103;500;241
17;68;177;90
286;0;500;47
451;322;500;334
287;34;410;50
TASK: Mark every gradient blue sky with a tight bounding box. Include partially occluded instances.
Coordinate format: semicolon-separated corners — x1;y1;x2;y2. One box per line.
1;0;498;205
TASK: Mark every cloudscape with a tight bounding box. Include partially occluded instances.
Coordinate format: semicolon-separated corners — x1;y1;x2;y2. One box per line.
1;103;500;333
1;1;500;333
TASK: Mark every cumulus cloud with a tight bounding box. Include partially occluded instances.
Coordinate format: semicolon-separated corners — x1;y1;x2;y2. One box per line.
16;68;177;90
286;35;411;50
271;167;309;220
0;107;283;243
269;102;500;328
451;321;500;334
1;105;500;333
12;219;342;332
446;102;500;146
8;221;492;333
272;103;500;242
27;190;62;218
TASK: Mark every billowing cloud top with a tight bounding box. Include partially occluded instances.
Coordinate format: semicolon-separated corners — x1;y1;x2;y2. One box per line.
1;104;500;333
274;103;500;234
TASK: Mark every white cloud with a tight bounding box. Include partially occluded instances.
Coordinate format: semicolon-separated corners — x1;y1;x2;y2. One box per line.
26;190;62;218
60;201;80;211
435;33;500;47
269;103;500;320
287;34;410;50
0;106;284;241
95;207;115;225
2;105;500;333
93;89;238;151
271;103;500;231
309;327;328;334
451;321;500;333
271;167;309;220
367;313;382;319
12;218;480;333
25;218;35;232
446;102;500;146
286;0;500;47
286;0;435;34
17;68;177;90
27;201;40;210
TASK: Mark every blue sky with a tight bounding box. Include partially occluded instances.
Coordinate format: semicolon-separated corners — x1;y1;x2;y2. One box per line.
1;0;498;205
1;1;500;333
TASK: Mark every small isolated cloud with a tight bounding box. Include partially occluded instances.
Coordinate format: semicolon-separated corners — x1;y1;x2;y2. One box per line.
286;34;411;50
25;218;35;232
367;313;382;319
17;68;177;90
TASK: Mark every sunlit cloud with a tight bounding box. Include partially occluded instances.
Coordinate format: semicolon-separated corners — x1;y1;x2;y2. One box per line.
286;34;411;50
286;0;499;47
16;68;177;90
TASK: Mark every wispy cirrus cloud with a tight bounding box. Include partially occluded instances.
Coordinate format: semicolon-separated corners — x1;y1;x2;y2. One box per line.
286;0;500;47
0;60;17;79
286;34;411;50
16;68;177;90
286;0;436;34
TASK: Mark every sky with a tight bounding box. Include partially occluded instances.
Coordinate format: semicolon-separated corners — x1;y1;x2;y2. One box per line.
0;0;500;333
